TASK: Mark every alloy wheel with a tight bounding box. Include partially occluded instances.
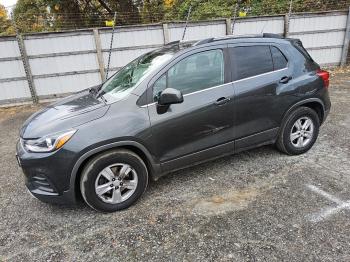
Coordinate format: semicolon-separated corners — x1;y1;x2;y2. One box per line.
94;163;138;204
290;116;314;148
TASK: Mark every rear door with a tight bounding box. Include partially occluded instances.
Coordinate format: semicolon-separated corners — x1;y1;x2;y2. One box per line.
146;46;235;171
228;44;291;150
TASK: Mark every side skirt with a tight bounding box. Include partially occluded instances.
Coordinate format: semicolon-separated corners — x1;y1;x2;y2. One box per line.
234;127;279;153
155;127;279;180
159;140;235;177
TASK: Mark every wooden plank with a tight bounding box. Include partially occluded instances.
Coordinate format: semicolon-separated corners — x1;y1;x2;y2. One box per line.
226;19;232;35
341;7;350;66
162;23;170;44
93;29;106;81
16;34;38;103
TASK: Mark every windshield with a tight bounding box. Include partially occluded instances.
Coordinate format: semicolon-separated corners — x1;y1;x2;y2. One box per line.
98;50;174;101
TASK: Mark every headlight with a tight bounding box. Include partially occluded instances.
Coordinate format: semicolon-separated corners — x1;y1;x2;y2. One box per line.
23;130;76;153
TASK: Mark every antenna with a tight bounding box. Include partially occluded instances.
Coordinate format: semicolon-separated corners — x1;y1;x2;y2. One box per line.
182;5;192;40
260;20;268;34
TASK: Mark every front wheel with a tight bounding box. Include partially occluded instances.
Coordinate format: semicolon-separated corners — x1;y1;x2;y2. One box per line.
276;107;320;155
80;149;148;212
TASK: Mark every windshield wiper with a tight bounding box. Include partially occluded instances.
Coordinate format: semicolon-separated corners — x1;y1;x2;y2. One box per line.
96;83;104;93
88;84;102;95
100;94;107;103
88;87;96;94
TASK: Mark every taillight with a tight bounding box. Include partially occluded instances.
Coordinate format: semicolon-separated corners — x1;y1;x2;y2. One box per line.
316;69;330;88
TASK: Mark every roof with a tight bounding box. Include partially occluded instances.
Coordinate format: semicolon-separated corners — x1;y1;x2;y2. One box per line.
151;33;292;60
164;33;288;50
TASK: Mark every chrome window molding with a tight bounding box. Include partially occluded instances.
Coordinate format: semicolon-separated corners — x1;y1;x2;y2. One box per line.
141;67;288;108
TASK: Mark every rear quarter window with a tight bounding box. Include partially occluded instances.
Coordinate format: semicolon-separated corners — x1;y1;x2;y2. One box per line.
270;46;288;70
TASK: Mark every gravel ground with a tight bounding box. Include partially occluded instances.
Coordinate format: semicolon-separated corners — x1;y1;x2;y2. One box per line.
0;71;349;261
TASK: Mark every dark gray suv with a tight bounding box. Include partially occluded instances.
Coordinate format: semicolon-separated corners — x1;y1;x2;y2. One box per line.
16;34;331;212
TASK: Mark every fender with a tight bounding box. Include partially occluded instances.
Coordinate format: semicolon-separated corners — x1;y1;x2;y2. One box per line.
282;97;325;124
68;140;161;197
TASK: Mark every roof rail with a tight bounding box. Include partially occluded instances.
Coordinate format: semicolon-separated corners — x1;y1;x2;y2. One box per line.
262;33;283;39
193;38;214;46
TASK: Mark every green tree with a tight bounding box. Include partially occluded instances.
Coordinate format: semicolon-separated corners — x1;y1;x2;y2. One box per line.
13;0;48;33
141;0;164;23
12;0;142;32
108;0;141;25
0;4;15;36
6;0;350;35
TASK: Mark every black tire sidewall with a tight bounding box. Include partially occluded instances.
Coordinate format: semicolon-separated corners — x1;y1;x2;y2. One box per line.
80;150;148;213
281;107;320;155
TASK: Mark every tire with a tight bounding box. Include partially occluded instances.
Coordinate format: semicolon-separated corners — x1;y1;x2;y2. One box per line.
80;149;148;213
276;106;320;155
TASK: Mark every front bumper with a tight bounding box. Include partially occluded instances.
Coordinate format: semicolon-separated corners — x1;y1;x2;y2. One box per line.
16;140;78;205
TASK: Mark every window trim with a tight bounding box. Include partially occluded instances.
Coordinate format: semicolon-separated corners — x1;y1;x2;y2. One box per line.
229;44;290;82
141;43;291;107
270;45;289;71
232;66;287;84
141;67;288;108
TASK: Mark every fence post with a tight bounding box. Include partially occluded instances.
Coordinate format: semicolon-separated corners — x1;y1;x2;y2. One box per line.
284;14;290;37
162;23;170;44
341;7;350;66
226;18;232;35
16;34;38;104
12;13;38;104
93;29;106;81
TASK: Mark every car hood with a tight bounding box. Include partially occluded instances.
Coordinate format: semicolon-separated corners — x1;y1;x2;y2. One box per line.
20;90;109;139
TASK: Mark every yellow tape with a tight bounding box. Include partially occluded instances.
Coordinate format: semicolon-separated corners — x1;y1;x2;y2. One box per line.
105;20;115;27
239;11;247;17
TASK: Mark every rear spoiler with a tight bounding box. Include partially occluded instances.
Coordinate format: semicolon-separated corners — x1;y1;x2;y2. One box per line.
288;38;315;62
262;33;283;39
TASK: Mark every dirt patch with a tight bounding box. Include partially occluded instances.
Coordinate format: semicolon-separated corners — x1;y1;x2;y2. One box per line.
191;187;259;215
0;105;41;123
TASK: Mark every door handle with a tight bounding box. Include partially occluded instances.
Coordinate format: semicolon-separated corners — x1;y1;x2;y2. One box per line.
215;97;230;106
279;76;292;84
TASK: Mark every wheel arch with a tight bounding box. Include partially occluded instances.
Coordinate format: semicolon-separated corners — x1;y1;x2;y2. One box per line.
70;141;161;201
282;98;325;125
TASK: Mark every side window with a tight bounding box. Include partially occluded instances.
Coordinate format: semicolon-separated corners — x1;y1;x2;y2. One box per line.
152;49;224;100
270;46;288;70
231;46;273;80
153;74;166;100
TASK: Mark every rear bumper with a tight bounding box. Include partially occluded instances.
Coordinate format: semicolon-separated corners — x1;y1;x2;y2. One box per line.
322;92;331;124
323;108;330;124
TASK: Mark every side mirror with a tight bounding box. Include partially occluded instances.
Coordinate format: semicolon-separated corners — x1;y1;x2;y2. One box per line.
158;88;183;106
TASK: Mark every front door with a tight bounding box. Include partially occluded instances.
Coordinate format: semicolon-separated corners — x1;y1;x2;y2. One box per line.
147;47;235;172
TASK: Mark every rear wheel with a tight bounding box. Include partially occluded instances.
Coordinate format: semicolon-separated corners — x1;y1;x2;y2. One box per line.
276;107;320;155
80;149;148;212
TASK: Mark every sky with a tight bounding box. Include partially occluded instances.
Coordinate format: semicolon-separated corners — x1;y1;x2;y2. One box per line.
0;0;17;8
1;0;17;14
